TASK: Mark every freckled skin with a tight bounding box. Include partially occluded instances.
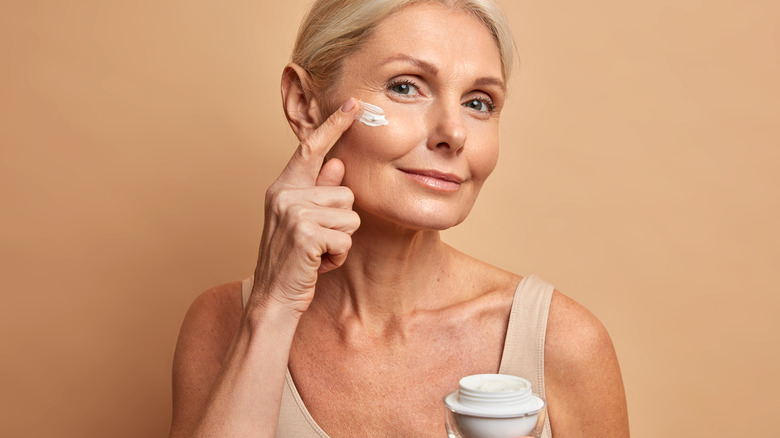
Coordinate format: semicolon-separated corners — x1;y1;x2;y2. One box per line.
170;3;629;438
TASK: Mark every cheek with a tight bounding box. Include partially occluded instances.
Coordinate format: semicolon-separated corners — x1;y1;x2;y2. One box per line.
468;129;500;185
381;107;428;143
327;125;391;191
331;109;424;165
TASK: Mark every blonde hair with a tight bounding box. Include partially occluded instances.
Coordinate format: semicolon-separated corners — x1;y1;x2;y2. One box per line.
292;0;516;95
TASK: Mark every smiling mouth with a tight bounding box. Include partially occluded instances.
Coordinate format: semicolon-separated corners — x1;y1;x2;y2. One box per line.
399;168;464;192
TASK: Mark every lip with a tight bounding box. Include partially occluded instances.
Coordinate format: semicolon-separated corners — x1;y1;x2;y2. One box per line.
399;168;464;192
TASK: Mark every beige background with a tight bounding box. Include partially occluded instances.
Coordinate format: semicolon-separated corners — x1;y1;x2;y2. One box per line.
1;0;778;436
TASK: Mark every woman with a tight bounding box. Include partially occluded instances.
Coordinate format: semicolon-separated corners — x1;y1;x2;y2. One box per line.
170;0;629;436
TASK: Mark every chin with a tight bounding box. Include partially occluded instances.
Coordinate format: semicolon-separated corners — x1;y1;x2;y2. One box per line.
358;199;474;232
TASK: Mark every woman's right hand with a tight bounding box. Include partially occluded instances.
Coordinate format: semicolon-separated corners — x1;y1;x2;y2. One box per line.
250;98;362;314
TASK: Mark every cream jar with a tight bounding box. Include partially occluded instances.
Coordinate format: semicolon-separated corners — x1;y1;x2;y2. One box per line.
443;374;546;438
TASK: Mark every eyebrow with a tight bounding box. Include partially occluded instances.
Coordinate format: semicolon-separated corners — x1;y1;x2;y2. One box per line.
381;53;440;75
473;77;506;92
380;53;506;92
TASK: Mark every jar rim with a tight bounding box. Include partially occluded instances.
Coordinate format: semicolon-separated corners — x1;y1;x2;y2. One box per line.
443;391;546;418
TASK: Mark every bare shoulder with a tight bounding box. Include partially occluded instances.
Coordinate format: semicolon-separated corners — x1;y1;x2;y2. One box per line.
546;290;613;361
170;281;244;436
175;281;244;360
544;290;630;437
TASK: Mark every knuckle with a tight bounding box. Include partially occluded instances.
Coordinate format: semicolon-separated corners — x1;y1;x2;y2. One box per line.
267;188;291;213
298;140;315;158
340;186;355;204
288;204;309;222
343;216;360;235
324;112;342;130
267;187;308;220
279;189;298;208
264;184;278;203
298;132;323;158
265;190;280;213
337;233;353;252
293;220;316;243
328;186;354;207
351;211;361;228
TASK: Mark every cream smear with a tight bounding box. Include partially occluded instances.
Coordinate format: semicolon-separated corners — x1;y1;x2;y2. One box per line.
358;101;389;126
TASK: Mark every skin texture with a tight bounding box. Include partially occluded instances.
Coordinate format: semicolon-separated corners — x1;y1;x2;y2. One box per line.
169;3;629;437
321;8;504;234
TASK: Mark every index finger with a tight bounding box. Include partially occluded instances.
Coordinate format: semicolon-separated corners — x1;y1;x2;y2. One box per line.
277;98;360;186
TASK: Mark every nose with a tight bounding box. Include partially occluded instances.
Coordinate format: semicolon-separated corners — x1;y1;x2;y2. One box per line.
426;101;466;153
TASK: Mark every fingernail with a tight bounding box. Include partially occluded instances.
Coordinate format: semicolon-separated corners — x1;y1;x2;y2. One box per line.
340;98;356;113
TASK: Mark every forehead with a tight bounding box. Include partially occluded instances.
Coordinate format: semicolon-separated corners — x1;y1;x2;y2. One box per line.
347;2;504;81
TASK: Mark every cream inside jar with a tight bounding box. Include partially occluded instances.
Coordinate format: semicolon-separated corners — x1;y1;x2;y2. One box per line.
444;374;547;438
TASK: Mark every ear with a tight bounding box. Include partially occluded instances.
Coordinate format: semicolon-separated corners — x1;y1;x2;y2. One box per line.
281;63;324;141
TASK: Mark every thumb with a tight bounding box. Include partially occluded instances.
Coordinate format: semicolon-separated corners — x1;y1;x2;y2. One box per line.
315;157;346;187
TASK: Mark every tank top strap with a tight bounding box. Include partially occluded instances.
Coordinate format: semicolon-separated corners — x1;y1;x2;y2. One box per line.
498;275;555;438
241;274;554;437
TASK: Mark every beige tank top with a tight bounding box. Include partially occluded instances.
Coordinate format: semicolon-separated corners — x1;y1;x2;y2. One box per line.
241;275;554;438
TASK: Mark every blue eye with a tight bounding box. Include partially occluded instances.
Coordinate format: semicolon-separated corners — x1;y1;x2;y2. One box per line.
463;98;493;112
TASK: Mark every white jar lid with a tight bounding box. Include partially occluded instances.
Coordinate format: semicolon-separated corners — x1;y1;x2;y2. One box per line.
444;374;545;418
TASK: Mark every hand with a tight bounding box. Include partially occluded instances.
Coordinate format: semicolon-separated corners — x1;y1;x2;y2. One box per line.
251;98;362;314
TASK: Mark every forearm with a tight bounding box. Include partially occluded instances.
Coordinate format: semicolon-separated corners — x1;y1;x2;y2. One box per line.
175;98;360;437
193;297;301;437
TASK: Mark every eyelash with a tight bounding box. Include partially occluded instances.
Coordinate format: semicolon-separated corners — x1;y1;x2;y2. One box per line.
385;78;496;113
465;97;496;113
386;78;420;97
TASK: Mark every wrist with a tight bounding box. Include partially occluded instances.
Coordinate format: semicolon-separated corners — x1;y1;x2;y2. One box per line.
242;290;304;336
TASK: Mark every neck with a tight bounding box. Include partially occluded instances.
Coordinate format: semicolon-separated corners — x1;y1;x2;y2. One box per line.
313;213;458;325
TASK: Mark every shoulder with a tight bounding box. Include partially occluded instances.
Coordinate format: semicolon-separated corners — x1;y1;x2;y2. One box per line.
170;281;244;435
176;281;244;349
172;280;244;377
545;290;613;361
544;290;630;436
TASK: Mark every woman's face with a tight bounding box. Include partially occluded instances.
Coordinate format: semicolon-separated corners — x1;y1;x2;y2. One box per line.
325;2;506;231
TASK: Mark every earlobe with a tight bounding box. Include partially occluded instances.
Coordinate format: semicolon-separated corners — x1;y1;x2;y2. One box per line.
281;63;322;140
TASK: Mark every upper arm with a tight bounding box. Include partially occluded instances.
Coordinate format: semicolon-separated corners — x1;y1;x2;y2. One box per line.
544;290;629;437
169;281;244;438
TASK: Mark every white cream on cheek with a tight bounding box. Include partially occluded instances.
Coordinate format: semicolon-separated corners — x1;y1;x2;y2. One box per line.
358;101;389;126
